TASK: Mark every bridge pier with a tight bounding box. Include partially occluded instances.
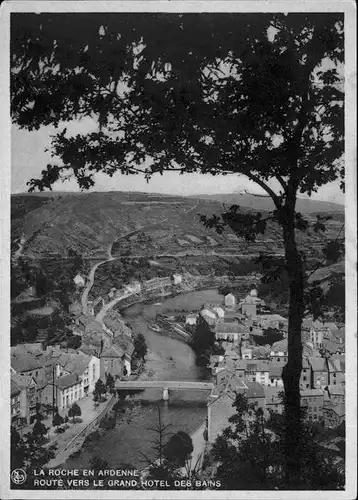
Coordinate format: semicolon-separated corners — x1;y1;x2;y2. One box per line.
162;388;169;401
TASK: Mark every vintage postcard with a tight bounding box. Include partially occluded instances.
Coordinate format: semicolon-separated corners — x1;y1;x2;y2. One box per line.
0;1;356;499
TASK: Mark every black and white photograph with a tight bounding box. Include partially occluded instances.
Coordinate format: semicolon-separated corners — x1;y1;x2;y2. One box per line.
0;1;356;498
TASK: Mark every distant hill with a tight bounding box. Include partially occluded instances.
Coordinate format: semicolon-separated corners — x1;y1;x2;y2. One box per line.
11;191;344;260
194;193;344;214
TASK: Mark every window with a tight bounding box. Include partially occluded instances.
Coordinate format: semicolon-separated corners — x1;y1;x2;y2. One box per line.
303;376;307;381
93;364;96;378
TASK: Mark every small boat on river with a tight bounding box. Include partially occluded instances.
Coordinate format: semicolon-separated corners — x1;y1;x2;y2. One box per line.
148;322;162;332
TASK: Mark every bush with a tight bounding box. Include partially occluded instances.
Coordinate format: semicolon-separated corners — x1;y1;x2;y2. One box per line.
55;427;66;434
73;417;83;424
84;430;100;443
69;449;81;459
99;414;116;430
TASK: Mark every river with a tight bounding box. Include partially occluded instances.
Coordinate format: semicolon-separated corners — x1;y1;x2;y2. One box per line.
63;289;222;470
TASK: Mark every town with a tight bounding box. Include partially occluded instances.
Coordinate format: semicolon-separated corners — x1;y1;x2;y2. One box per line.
11;265;345;478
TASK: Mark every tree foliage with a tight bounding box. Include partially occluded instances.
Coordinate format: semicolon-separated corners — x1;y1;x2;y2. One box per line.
93;378;106;401
189;314;216;366
52;412;64;429
163;431;194;467
105;372;115;393
133;333;148;361
11;13;345;484
11;427;57;473
211;393;344;490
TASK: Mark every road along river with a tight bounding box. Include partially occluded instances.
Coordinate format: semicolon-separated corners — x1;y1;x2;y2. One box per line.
63;289;222;470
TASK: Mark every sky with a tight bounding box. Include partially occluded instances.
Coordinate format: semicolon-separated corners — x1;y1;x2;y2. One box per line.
11;119;345;205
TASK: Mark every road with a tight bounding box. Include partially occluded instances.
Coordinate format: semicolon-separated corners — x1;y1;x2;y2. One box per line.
82;202;200;318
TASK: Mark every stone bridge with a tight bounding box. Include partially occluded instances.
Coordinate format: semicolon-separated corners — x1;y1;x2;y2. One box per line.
115;380;214;401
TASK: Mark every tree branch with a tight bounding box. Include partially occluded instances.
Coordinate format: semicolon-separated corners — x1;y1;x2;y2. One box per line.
244;172;281;209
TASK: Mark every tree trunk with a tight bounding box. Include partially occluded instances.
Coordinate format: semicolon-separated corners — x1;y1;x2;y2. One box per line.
281;199;305;487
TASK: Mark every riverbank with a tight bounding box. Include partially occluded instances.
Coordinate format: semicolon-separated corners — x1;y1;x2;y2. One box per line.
60;289;217;471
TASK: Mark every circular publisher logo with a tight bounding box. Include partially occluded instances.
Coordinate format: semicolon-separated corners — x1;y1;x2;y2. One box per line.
11;468;27;485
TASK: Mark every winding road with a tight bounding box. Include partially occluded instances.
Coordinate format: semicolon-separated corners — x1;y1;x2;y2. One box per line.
81;202;199;318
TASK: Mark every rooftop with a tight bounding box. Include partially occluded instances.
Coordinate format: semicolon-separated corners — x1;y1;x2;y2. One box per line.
269;363;285;378
271;339;288;353
245;381;265;399
101;345;124;358
308;357;328;372
300;388;325;397
215;323;248;334
326;385;345;396
55;374;80;389
264;386;284;404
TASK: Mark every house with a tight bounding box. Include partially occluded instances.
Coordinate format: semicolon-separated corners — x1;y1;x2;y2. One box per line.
223;310;240;323
172;274;182;285
214;323;248;344
327;357;345;386
11;372;38;425
11;377;22;427
268;363;285;388
11;346;46;385
212;305;225;320
300;357;311;390
245;381;266;410
99;335;134;379
239;288;265;319
41;374;84;411
324;385;345;405
323;402;345;429
60;351;100;395
264;386;284;415
113;334;134;376
73;273;85;288
200;306;220;326
323;339;345;356
185;313;198;326
256;314;288;332
241;346;253;360
270;339;288;363
124;280;142;294
302;319;339;350
300;388;325;422
245;360;270;386
224;293;236;309
308;357;328;388
103;311;132;338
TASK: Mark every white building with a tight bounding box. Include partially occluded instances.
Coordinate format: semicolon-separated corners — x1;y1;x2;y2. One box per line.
224;293;236;309
124;280;142;294
73;273;85;288
186;313;198;326
172;274;182;285
212;305;225;319
200;307;219;326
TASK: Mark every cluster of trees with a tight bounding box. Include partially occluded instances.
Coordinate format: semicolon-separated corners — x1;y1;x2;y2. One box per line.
91;258;168;299
68;402;82;423
93;378;107;402
11;407;57;486
210;393;344;490
189;315;224;367
11;250;89;346
141;407;197;486
133;333;148;362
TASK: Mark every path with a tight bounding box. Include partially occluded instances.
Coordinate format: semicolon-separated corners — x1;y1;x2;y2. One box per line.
90;202;200;321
